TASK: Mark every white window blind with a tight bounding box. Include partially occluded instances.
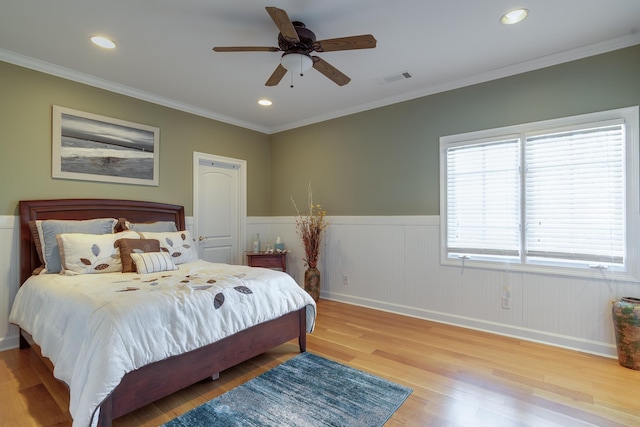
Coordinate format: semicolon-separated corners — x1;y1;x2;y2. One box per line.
440;106;638;279
446;139;521;258
525;124;625;265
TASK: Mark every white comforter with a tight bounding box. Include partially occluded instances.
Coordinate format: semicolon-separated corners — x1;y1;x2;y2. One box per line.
9;260;316;427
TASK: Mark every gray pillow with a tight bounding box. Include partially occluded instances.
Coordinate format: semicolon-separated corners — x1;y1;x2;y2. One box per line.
30;218;118;274
124;220;177;232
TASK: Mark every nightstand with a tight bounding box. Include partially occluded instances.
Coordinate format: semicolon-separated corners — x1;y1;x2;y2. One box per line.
245;251;287;272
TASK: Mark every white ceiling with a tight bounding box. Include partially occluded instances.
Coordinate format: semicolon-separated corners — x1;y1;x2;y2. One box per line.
1;1;639;134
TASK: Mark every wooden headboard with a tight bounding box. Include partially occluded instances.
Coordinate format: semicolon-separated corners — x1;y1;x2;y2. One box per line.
19;199;186;285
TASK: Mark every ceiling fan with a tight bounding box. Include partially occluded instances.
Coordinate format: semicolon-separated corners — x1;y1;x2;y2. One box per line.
212;6;377;87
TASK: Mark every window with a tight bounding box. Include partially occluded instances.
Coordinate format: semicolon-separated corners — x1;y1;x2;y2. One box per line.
440;107;639;280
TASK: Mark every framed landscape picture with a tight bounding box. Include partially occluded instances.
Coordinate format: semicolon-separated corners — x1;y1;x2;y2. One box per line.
52;106;159;186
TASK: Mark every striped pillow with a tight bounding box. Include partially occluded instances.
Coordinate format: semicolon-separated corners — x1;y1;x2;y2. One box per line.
130;252;178;274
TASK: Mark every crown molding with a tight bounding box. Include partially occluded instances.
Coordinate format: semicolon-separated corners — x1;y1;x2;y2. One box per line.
0;49;270;134
2;33;639;135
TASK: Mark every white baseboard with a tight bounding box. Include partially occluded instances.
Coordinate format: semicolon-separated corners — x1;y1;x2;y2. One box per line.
0;334;19;352
322;291;617;359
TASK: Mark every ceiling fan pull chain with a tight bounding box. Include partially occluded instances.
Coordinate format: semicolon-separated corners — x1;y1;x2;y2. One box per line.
290;72;294;88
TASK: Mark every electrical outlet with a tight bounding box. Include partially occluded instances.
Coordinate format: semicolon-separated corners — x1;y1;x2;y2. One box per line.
343;275;349;286
501;289;511;309
502;296;510;309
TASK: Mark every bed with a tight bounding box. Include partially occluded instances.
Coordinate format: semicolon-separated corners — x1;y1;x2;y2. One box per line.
11;198;316;427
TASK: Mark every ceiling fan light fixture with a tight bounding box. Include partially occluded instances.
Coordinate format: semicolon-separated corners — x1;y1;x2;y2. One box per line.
500;8;529;25
280;53;313;75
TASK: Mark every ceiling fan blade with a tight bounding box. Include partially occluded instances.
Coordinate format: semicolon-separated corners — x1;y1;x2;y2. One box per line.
313;34;377;52
265;64;288;86
312;57;351;86
213;46;280;52
265;6;299;44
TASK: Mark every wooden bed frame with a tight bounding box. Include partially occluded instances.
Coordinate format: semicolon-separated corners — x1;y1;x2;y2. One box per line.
18;198;307;427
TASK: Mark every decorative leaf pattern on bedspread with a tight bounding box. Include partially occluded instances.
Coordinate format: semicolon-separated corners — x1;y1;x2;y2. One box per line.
234;285;253;294
112;272;254;312
214;293;225;309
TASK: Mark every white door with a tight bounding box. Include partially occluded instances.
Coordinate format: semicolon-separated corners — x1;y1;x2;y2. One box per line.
193;152;246;265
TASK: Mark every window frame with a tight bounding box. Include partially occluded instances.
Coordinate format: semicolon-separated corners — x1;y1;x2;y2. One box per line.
439;106;640;282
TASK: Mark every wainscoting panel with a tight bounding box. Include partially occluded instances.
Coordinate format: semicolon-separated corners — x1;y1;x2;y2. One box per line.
265;216;631;358
0;216;19;351
2;214;633;357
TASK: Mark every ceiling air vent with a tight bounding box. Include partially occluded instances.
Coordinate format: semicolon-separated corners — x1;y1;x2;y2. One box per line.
375;71;412;85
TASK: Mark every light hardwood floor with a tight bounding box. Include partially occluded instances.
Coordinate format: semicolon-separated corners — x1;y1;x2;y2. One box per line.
1;299;640;426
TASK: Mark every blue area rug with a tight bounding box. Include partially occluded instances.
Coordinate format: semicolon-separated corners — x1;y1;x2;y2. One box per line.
163;352;412;427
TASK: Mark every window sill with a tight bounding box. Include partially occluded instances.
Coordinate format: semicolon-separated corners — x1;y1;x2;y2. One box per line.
440;257;640;283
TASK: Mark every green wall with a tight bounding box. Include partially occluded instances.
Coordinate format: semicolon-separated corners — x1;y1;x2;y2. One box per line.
270;45;640;216
1;45;639;217
0;61;271;216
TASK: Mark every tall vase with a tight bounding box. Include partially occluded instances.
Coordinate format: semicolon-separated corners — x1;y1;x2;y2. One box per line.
304;267;320;302
612;297;640;370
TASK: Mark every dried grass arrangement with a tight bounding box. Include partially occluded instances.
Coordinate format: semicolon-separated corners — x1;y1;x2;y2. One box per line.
291;183;328;269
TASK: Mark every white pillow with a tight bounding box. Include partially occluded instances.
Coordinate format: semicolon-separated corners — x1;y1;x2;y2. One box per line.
130;252;178;274
56;231;139;275
138;230;198;264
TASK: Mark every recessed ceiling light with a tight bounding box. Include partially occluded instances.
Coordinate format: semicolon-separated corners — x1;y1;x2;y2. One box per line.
258;99;272;106
90;36;116;49
500;8;529;25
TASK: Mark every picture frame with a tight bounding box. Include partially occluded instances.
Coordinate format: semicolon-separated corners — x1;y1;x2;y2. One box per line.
52;105;160;186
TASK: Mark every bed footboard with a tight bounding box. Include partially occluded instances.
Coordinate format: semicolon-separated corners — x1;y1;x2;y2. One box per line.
97;307;307;427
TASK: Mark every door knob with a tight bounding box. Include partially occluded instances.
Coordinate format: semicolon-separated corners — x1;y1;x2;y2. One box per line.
198;236;205;241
